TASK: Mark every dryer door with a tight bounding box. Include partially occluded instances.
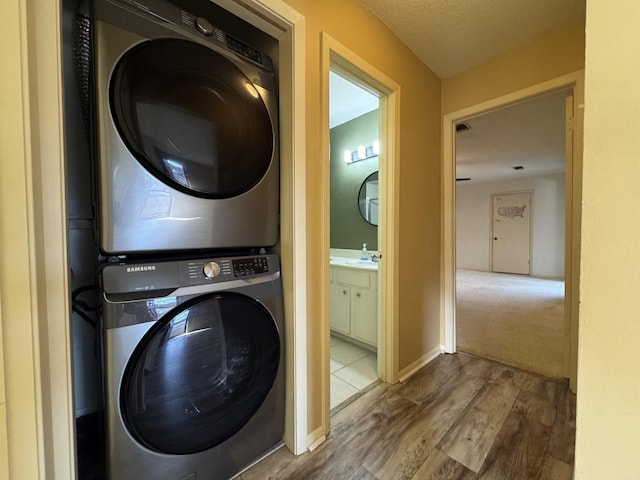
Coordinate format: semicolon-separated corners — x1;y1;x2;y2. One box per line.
120;291;281;455
110;38;274;199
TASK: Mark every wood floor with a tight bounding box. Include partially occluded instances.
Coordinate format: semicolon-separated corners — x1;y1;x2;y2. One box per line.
240;353;575;480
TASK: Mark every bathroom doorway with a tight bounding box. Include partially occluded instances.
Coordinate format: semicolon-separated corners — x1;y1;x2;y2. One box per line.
328;68;381;412
321;32;400;434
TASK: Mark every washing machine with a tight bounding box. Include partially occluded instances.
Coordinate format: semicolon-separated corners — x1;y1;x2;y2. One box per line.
93;0;279;255
101;253;285;480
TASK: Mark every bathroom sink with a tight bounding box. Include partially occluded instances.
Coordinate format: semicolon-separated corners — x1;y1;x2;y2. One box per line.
346;260;375;266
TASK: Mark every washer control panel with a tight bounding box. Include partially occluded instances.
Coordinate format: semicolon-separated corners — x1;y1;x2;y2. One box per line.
102;254;278;299
178;255;276;286
232;256;269;277
182;258;232;284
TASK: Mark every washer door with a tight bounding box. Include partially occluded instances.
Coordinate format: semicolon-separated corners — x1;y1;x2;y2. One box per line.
110;38;274;199
120;292;281;455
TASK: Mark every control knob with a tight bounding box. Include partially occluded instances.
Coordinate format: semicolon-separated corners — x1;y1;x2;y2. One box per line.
195;17;214;36
203;261;221;279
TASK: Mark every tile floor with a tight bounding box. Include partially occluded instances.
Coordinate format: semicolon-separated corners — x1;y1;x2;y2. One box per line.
330;335;378;410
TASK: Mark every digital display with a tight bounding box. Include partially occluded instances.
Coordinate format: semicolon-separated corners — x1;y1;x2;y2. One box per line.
232;257;269;277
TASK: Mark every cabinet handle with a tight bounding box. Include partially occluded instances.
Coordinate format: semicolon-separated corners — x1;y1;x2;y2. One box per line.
343;290;347;295
356;292;361;297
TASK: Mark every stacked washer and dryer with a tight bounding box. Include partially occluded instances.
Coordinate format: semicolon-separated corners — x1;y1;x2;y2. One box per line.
92;0;284;478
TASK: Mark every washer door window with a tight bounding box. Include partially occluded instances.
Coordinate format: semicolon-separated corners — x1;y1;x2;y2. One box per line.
120;292;280;455
110;38;274;198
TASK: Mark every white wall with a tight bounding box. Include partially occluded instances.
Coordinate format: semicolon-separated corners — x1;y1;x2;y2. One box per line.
456;173;565;278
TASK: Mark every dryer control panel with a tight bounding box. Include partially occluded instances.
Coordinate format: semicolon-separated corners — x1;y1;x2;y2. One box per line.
101;0;274;71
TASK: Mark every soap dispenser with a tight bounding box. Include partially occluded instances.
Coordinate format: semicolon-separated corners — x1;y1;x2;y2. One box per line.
361;243;368;260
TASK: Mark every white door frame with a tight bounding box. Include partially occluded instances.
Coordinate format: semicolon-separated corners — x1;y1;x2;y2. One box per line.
442;71;584;391
320;32;401;437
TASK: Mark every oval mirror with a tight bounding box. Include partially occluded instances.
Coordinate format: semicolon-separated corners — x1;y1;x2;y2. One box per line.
357;171;379;226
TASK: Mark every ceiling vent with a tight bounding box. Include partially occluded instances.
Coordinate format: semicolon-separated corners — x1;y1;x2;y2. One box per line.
455;122;471;133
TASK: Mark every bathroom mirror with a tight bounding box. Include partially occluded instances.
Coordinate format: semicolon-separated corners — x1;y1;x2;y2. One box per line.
357;171;379;226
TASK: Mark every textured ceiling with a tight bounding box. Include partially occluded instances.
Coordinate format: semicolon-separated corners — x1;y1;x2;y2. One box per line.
455;90;568;185
330;1;582;184
359;0;586;78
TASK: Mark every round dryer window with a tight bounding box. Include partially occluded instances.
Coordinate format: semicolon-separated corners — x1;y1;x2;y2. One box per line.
109;38;274;198
119;292;281;455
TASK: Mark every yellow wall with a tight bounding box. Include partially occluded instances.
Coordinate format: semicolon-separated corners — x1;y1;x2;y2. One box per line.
575;1;640;477
442;18;585;114
282;0;442;433
1;0;44;477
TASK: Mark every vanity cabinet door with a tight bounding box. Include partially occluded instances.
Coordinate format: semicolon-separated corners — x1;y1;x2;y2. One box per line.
352;288;377;346
330;282;351;335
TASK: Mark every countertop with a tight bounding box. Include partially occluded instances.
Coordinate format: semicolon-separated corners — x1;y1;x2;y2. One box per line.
329;256;378;271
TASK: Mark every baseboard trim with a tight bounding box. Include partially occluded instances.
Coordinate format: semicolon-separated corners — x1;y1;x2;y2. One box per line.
307;426;326;452
398;345;444;382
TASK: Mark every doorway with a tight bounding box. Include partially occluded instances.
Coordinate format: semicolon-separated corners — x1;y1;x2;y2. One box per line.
455;91;567;377
320;32;400;434
443;79;582;378
328;69;381;411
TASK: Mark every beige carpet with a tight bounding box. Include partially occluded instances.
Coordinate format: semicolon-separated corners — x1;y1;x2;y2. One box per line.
456;269;565;378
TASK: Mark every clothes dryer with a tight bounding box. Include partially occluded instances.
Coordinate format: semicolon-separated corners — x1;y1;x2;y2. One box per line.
93;0;279;255
101;253;284;480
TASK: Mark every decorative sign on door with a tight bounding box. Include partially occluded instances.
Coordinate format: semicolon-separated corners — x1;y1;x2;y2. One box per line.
497;204;527;219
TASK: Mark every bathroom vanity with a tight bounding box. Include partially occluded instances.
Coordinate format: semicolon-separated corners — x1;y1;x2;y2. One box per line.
329;258;378;349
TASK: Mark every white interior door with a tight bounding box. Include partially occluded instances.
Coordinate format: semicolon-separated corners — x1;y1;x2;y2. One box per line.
491;192;531;274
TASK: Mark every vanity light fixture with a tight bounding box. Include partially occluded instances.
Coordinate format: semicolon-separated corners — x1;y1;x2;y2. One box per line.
343;140;380;164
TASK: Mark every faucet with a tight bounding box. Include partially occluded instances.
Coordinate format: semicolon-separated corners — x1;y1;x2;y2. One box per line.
370;254;380;262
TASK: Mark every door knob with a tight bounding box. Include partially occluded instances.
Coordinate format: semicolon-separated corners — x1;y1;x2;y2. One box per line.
493;237;498;240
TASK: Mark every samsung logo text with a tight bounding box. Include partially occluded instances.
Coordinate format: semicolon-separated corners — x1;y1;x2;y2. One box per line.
126;265;157;273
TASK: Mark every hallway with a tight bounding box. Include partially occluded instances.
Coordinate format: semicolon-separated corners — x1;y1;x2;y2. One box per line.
241;352;575;479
